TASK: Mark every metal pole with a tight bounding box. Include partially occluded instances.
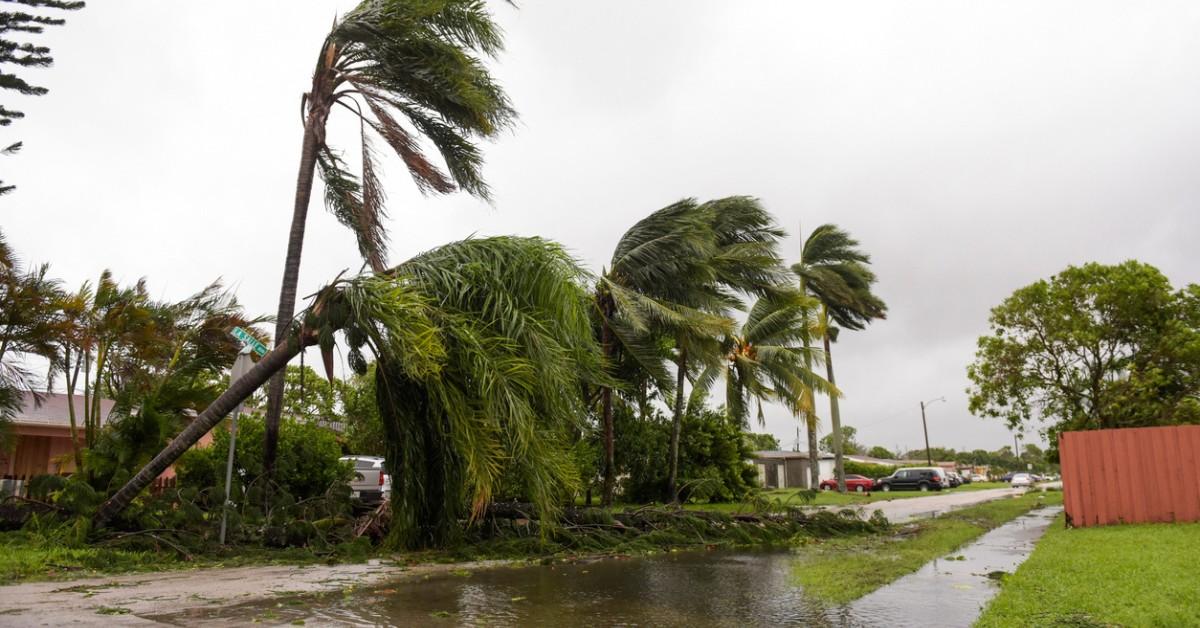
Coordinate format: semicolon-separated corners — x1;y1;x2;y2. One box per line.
218;404;240;545
921;401;932;465
220;350;254;545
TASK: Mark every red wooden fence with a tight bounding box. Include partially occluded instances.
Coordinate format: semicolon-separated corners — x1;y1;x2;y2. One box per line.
1060;425;1200;527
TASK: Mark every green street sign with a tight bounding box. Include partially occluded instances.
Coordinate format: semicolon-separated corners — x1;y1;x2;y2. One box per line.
231;326;268;357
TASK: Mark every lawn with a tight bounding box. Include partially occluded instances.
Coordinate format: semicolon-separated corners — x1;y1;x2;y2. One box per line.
791;491;1060;605
0;531;375;585
767;481;1010;507
975;516;1200;627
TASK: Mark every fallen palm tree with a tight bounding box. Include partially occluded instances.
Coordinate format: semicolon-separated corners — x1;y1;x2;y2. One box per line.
95;236;606;551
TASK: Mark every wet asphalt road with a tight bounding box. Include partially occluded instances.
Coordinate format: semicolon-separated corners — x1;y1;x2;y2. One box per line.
822;483;1059;524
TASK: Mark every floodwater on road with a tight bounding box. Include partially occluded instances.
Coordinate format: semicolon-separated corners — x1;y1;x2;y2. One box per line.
846;505;1062;628
152;505;1061;627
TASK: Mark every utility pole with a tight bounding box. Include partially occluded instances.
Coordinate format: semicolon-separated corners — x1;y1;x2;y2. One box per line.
920;397;945;466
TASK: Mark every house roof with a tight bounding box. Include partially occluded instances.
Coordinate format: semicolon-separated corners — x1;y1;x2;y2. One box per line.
14;392;115;428
844;454;926;467
752;449;834;461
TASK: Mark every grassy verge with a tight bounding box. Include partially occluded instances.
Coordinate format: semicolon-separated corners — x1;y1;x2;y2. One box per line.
766;482;1011;507
792;491;1060;605
0;531;376;585
975;516;1200;627
0;504;884;585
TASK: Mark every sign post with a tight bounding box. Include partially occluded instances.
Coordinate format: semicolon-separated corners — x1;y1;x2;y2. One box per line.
220;337;259;544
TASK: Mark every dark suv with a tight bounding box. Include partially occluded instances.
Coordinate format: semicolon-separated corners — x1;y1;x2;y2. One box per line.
875;468;945;492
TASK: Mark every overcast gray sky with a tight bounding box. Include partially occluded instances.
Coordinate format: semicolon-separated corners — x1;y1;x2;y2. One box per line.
6;1;1200;454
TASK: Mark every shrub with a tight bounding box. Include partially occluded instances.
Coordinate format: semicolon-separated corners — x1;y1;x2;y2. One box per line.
177;413;351;503
615;403;758;503
843;460;895;481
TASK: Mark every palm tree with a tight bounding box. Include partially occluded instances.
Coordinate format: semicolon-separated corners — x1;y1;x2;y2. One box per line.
688;293;835;431
0;232;63;449
792;225;887;491
664;197;787;502
262;0;517;479
49;281;91;469
592;200;731;505
98;237;605;548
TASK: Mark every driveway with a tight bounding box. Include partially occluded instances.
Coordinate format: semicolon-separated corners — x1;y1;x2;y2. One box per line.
821;486;1053;524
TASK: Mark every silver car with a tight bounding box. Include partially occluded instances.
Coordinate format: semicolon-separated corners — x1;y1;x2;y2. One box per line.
1010;472;1034;488
340;455;391;505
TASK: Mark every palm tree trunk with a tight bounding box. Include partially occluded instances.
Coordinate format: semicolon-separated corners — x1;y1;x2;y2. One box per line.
666;348;687;503
806;414;820;488
82;349;92;446
264;121;322;482
801;317;821;489
90;344;105;439
94;336;304;526
64;346;83;471
823;331;845;493
599;304;616;507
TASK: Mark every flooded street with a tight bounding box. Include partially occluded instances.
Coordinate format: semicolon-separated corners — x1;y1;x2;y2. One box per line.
155;505;1061;627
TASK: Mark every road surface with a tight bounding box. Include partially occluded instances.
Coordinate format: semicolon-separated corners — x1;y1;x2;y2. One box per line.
820;484;1057;524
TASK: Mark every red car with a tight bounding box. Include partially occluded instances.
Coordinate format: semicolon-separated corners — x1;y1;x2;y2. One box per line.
818;474;875;492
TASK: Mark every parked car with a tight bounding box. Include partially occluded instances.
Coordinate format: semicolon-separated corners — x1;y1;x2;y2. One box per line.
970;473;988;483
946;472;962;488
958;472;972;485
818;474;875;492
874;467;946;492
340;455;391;505
999;472;1015;483
1010;473;1034;488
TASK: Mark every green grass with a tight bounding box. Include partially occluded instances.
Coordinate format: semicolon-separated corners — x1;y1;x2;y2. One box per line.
768;482;1010;507
0;532;375;585
579;482;1013;514
0;541;165;584
792;491;1060;605
976;516;1200;627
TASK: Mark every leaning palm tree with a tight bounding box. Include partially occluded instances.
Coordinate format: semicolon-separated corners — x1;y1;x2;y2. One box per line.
592;200;730;505
663;197;787;501
688;292;836;432
262;0;517;478
98;237;604;551
792;225;887;491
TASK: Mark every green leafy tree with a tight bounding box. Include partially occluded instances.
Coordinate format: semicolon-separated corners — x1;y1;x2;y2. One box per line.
820;425;862;455
341;363;384;456
743;432;781;451
177;413;350;503
967;261;1200;454
262;0;518;480
792;225;887;490
253;364;344;425
612;401;757;504
866;445;895;460
0;0;84;194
